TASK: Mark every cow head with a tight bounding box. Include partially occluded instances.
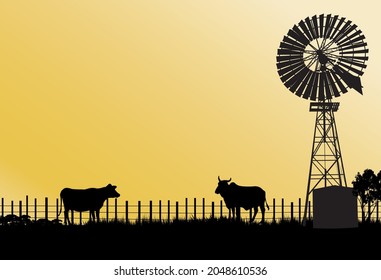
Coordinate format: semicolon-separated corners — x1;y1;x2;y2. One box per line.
215;176;232;194
105;184;121;198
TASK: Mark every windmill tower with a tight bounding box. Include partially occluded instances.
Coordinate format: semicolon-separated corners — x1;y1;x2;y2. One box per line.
276;14;369;227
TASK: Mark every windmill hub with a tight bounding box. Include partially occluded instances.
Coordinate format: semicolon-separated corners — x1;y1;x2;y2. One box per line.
303;38;340;73
316;50;328;67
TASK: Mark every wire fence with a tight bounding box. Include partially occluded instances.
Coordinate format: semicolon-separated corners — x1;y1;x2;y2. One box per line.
0;196;377;225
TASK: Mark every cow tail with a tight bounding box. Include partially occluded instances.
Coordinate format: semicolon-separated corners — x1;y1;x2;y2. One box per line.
58;195;63;217
266;200;269;210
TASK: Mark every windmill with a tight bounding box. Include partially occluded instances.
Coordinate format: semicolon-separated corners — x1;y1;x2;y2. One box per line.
276;14;369;226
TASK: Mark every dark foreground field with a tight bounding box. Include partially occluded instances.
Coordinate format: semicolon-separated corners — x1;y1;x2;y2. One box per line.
1;219;380;260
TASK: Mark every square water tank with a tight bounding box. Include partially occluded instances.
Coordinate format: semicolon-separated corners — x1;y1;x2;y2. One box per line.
313;186;358;229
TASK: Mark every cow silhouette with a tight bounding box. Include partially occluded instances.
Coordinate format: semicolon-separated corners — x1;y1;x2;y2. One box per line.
215;177;269;223
58;183;120;225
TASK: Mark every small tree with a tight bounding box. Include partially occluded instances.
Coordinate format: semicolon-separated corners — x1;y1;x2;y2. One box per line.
352;169;381;223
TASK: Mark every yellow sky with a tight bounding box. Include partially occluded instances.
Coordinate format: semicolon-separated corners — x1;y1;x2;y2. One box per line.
0;1;380;206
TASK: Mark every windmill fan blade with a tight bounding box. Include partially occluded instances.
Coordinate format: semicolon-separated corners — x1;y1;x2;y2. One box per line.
321;72;332;100
326;72;341;97
323;14;332;38
332;65;363;94
281;63;305;85
337;61;364;76
287;28;308;46
336;30;362;46
292;25;310;45
305;16;317;39
280;41;305;52
341;49;369;55
310;72;319;100
330;70;348;94
277;48;303;56
340;42;367;51
278;60;304;76
277;59;303;70
326;15;338;39
318;72;325;100
319;14;325;39
289;67;310;93
282;35;306;50
302;72;320;100
276;54;302;64
330;17;345;40
299;19;313;41
296;70;313;97
332;20;353;43
312;15;320;39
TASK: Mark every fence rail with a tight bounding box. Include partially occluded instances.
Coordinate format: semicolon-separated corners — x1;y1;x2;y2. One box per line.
0;196;377;225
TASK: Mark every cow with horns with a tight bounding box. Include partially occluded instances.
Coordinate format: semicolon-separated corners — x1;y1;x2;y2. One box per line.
215;177;269;223
58;183;120;225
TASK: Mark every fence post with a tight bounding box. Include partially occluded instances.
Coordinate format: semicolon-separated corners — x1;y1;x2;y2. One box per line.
377;201;379;223
308;200;311;220
138;201;141;224
193;198;196;219
19;201;22;217
159;200;162;222
211;201;215;219
125;201;128;223
79;212;82;225
167;200;170;223
11;200;14;216
291;202;294;222
149;200;153;223
115;198;118;222
273;198;276;223
175;201;179;221
44;197;48;220
56;198;59;220
1;198;3;217
220;200;223;218
34;198;37;221
26;195;29;218
106;198;109;223
185;198;188;221
281;198;284;221
298;198;301;224
202;198;205;221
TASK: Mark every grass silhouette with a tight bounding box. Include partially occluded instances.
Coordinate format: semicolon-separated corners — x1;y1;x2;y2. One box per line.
1;217;380;260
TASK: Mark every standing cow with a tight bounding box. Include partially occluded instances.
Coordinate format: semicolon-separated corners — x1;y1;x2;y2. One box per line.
215;177;269;223
58;183;120;225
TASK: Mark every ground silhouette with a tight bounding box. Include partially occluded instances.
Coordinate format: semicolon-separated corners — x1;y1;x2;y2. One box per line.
1;218;380;260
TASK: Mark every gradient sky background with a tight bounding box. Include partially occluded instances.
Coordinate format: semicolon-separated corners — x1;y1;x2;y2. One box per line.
0;1;379;206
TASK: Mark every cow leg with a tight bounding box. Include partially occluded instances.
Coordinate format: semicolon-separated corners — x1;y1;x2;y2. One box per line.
91;211;96;223
96;210;100;223
236;207;241;221
251;206;258;223
260;205;266;224
64;209;70;225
